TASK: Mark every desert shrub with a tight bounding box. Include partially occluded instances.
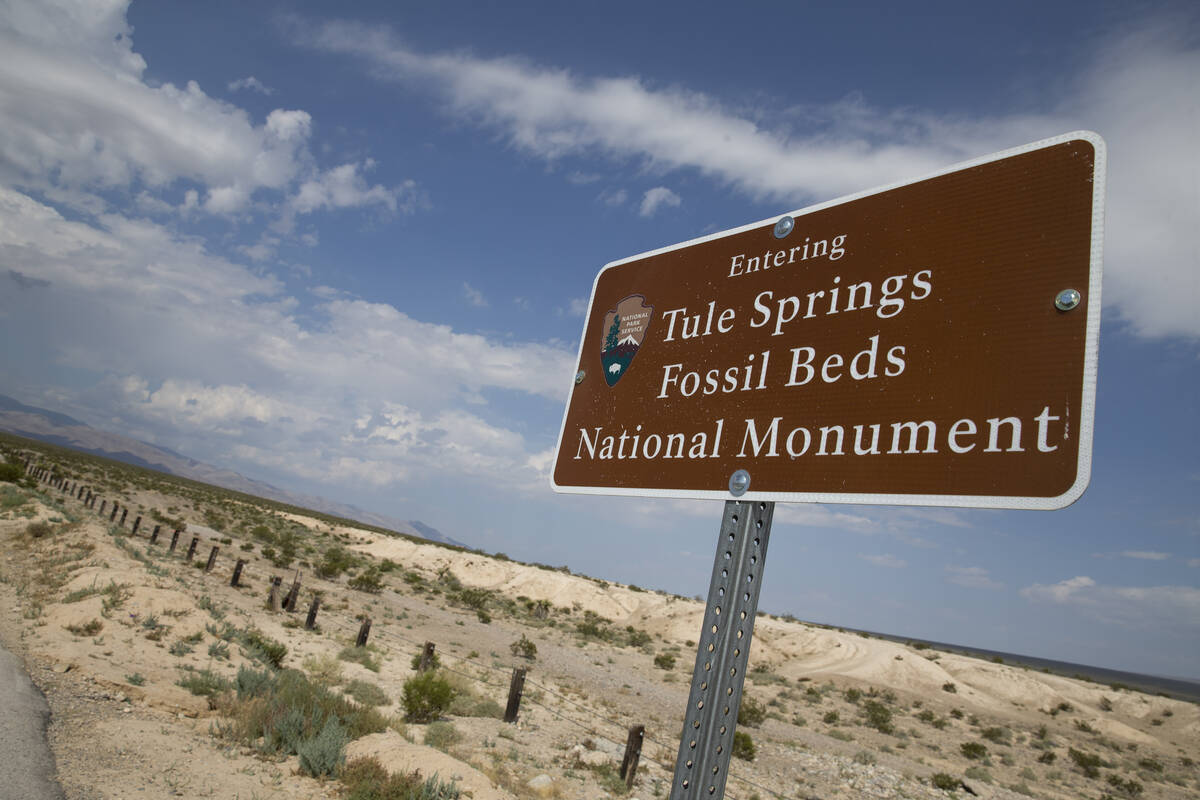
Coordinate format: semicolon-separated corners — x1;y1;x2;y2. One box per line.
853;750;877;765
653;653;676;670
26;520;53;538
863;700;894;734
208;641;230;660
915;709;936;723
1037;751;1057;764
178;667;232;706
424;721;461;751
930;773;960;791
1107;775;1144;798
1137;757;1163;773
981;726;1011;744
844;687;863;704
349;568;384;594
402;671;456;723
315;545;355;579
303;652;344;686
960;742;988;760
1074;719;1095;733
624;626;652;648
239;627;287;668
964;766;992;783
235;665;276;700
823;711;840;725
732;731;756;761
410;649;442;671
949;708;964;719
169;638;194;656
0;462;25;482
297;717;347;777
738;696;767;728
65;618;103;636
340;645;382;672
510;634;537;660
942;682;957;693
346;679;391;707
1099;696;1114;711
340;757;461;800
1068;747;1102;778
125;672;146;686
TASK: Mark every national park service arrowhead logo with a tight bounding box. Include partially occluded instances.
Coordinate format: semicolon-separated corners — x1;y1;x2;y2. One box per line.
600;294;652;387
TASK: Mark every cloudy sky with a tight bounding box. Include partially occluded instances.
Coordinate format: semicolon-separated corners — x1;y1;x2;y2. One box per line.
2;0;1197;679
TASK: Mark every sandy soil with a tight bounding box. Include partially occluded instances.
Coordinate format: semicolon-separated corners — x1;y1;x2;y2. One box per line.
2;466;1198;800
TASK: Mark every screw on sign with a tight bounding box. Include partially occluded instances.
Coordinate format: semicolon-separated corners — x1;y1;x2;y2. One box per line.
551;133;1105;800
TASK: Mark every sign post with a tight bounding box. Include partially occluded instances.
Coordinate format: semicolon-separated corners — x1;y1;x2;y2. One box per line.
552;133;1105;799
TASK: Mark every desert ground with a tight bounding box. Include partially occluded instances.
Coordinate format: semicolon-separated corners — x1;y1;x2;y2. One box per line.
1;442;1197;800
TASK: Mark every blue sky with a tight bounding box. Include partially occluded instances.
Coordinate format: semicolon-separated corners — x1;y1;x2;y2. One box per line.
1;1;1197;678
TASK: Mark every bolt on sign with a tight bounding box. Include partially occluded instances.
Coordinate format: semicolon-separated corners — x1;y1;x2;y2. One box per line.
552;132;1105;510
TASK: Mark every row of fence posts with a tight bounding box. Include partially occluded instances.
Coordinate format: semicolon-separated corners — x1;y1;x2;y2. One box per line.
20;455;646;789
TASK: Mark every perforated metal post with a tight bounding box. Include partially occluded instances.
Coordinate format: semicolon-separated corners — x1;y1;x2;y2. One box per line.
669;500;773;800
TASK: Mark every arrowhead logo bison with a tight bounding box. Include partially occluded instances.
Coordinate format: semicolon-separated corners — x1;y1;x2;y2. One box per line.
600;295;652;387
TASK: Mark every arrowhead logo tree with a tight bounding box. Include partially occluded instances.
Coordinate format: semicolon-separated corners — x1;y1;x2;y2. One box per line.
600;295;652;387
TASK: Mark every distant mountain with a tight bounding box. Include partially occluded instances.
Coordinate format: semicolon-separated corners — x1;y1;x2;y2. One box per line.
0;394;466;548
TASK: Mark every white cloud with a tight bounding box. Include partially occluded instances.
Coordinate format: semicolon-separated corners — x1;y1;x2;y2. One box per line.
0;1;419;232
461;282;488;307
945;565;1004;590
0;185;573;492
1021;575;1200;629
1189;558;1200;568
304;16;1200;341
1121;550;1172;560
599;188;627;207
639;186;681;217
861;554;906;569
229;76;275;95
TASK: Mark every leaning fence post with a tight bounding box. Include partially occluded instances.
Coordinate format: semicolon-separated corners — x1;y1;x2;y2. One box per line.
269;576;283;612
119;508;127;526
356;618;372;647
619;724;645;788
99;500;107;515
149;525;160;545
230;559;245;587
185;535;199;562
419;641;437;672
205;545;219;573
305;596;321;630
168;529;180;554
504;667;527;723
109;503;119;522
284;572;301;612
131;516;141;536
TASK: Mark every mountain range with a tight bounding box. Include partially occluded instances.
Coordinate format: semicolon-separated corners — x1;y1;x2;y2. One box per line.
0;394;465;547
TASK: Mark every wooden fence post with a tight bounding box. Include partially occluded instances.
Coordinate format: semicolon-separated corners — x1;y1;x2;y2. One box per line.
619;724;645;789
305;596;321;630
119;508;127;526
269;576;283;612
149;525;160;544
419;641;437;672
109;503;118;522
205;545;219;573
99;499;106;515
230;559;245;587
284;573;301;612
168;529;180;554
356;618;372;647
504;667;527;723
185;535;199;561
131;516;141;536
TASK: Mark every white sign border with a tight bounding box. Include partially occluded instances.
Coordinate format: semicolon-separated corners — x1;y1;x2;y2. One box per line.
551;131;1106;511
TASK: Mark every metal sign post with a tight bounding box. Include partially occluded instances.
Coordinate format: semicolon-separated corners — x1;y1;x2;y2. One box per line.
670;499;773;800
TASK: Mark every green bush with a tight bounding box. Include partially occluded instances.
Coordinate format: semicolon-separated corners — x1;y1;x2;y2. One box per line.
653;653;676;670
239;627;287;668
1068;747;1102;778
980;726;1010;744
297;717;347;777
340;645;382;672
346;679;391;707
930;773;960;791
1107;775;1144;798
960;742;987;760
844;687;862;704
738;695;766;727
349;568;384;594
402;671;456;723
315;545;356;579
510;634;537;660
0;462;25;482
26;521;53;538
424;721;462;751
340;757;461;800
1037;751;1057;764
823;711;839;725
177;668;232;706
863;700;894;734
236;665;275;700
732;731;756;761
942;682;957;693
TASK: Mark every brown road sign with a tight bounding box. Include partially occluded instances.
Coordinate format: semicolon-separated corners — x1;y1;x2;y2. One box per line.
551;132;1105;509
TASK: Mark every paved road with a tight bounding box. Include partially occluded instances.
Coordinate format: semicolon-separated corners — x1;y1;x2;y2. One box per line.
0;640;64;800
